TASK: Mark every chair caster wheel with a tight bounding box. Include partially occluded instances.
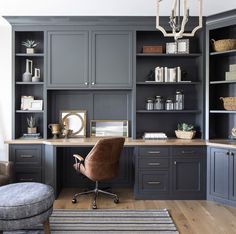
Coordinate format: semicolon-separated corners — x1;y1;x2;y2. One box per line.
72;198;77;204
114;197;119;204
92;204;97;209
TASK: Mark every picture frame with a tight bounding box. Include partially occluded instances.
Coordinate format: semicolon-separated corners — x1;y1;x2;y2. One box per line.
166;42;177;54
177;39;189;54
60;110;86;138
21;96;34;110
90;120;129;137
28;100;43;110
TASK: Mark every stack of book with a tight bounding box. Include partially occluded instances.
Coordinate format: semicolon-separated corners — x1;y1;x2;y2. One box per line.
143;132;168;140
20;133;41;139
154;66;181;82
225;64;236;81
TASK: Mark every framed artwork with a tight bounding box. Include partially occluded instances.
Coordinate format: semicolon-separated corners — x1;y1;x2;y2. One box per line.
60;110;86;138
166;42;177;54
177;39;189;54
21;96;34;110
28;100;43;110
90;120;129;137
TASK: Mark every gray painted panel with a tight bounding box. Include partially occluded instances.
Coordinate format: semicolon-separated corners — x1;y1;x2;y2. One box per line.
229;151;236;201
48;31;89;87
210;148;229;199
92;31;132;87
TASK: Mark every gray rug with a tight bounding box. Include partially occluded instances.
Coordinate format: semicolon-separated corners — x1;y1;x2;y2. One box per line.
5;209;179;233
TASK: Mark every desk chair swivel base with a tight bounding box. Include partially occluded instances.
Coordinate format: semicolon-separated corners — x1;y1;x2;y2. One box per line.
72;181;119;209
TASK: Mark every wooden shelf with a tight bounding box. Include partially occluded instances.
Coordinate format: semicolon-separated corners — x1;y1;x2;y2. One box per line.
16;82;44;85
137;81;200;85
210;110;236;114
15;53;44;57
136;110;201;114
210;80;236;84
16;110;44;113
136;53;201;57
210;49;236;56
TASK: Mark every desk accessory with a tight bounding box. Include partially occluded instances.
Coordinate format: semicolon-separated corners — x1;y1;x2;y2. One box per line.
143;132;167;140
48;123;61;139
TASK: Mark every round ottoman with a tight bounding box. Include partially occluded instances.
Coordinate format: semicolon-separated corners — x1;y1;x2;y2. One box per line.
0;182;54;234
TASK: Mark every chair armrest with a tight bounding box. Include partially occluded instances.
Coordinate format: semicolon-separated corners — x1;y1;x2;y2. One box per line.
0;161;13;177
73;154;84;162
73;154;84;172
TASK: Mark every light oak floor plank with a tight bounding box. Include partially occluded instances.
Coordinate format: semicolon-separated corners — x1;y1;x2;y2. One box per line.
54;188;236;234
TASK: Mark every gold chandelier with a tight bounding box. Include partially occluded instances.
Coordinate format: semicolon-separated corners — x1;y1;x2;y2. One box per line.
156;0;203;41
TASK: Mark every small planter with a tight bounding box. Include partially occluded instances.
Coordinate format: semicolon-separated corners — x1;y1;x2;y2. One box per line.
175;130;196;139
27;127;37;134
26;48;35;54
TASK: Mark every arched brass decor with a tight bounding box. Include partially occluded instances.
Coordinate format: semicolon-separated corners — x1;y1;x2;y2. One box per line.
60;110;86;137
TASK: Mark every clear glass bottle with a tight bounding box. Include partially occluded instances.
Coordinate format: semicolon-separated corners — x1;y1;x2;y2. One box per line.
154;96;164;110
174;90;184;110
165;98;174;110
146;98;154;110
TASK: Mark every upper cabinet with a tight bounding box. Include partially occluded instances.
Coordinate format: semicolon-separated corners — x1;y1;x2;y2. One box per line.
47;30;133;89
91;31;133;88
47;31;89;88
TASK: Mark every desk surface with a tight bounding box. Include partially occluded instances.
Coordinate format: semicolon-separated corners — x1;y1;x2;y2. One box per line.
5;137;236;148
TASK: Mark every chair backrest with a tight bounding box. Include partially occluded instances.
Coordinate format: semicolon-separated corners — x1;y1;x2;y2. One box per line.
84;137;125;181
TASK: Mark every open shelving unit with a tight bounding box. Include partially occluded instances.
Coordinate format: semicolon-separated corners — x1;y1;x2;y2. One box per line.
135;30;204;139
13;31;45;139
206;15;236;139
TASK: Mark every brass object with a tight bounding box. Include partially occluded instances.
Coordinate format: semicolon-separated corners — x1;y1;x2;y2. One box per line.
48;123;61;139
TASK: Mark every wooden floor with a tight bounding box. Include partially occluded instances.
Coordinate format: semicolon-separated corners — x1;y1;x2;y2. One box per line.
54;188;236;234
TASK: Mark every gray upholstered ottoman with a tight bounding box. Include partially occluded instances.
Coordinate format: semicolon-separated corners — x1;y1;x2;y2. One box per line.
0;182;54;234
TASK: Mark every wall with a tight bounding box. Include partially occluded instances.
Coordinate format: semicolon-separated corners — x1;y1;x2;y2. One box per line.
0;0;235;160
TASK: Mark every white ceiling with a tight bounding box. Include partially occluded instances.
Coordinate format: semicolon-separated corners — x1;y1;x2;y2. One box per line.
0;0;235;16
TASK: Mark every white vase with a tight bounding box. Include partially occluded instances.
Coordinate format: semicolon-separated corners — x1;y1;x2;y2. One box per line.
26;48;34;54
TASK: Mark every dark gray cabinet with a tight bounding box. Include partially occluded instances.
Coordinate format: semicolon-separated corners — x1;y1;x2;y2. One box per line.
9;144;43;183
208;147;236;207
47;31;89;87
135;146;206;199
91;31;133;88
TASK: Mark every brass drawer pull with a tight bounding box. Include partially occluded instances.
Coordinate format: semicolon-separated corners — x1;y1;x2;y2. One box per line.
181;150;195;154
148;162;161;166
19;178;34;181
148;151;161;154
147;181;161;185
20;154;33;158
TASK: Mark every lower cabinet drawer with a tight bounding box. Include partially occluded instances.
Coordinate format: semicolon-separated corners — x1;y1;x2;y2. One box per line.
139;170;169;193
172;146;205;157
15;168;42;183
139;157;169;169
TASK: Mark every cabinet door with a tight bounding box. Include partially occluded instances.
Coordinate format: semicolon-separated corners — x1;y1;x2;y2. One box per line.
210;148;229;199
47;31;89;87
173;157;204;196
91;31;133;88
229;150;236;201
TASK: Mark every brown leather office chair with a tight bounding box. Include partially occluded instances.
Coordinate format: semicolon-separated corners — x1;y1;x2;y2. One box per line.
72;137;125;209
0;161;13;186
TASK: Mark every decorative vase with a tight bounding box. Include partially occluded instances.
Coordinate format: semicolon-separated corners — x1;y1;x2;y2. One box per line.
27;127;37;134
32;68;41;82
22;59;33;82
26;48;34;54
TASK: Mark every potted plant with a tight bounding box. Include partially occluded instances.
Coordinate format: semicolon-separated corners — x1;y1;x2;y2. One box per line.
175;122;196;139
27;116;37;134
22;40;38;54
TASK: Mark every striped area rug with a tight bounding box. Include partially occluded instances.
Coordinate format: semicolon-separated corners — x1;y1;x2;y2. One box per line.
6;209;179;234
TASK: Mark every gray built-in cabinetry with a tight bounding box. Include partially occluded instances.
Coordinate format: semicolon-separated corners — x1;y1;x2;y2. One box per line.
206;10;236;139
208;147;236;207
5;16;204;140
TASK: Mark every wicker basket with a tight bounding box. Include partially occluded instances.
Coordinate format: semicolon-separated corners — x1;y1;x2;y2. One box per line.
211;39;236;52
220;97;236;110
175;130;196;140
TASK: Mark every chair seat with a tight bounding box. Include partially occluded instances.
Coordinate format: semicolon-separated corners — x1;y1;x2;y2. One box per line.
0;175;9;186
0;182;54;220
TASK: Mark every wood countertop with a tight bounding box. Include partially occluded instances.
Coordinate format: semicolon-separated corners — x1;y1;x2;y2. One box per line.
4;138;206;146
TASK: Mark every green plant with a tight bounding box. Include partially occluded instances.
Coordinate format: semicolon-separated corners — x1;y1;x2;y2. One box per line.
177;123;194;131
22;40;38;48
27;116;36;128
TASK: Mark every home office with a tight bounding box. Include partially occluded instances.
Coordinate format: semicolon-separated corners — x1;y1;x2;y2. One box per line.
1;1;236;233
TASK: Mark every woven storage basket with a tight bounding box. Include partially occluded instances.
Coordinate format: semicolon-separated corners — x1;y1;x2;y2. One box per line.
211;39;236;52
175;130;196;140
220;97;236;110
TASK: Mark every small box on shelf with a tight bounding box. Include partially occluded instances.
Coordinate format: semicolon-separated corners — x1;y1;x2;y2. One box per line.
143;45;163;54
